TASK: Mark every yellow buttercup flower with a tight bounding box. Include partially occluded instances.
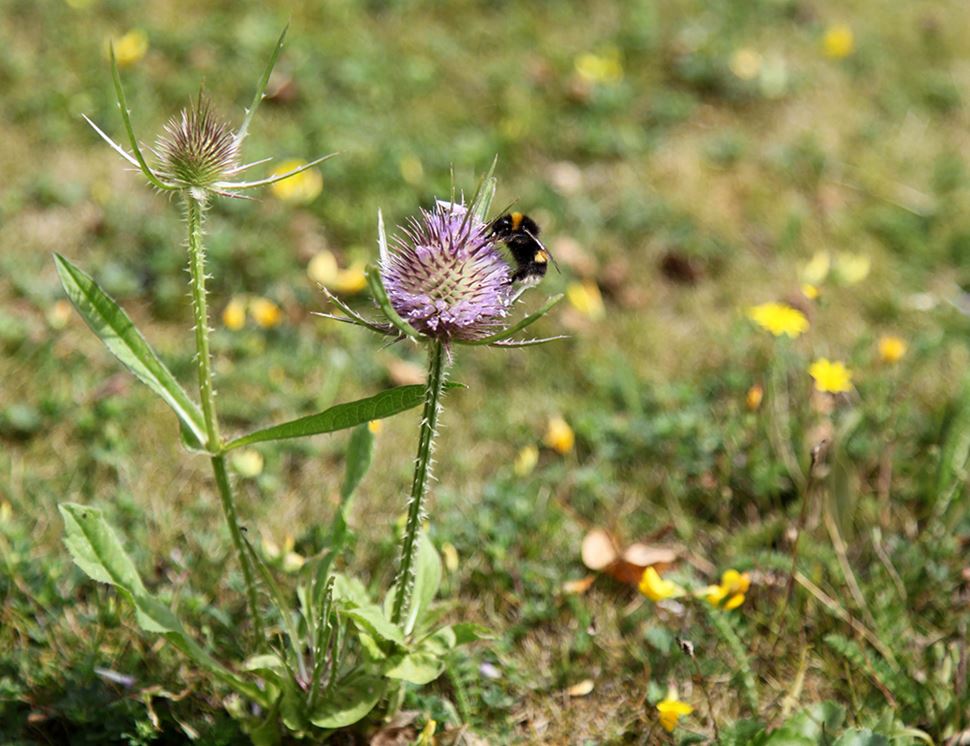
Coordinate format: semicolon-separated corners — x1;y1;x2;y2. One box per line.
809;358;853;394
638;567;685;602
656;698;694;732
700;569;751;610
222;297;247;331
801;283;820;301
747;302;809;338
566;280;605;321
367;419;383;435
574;49;623;85
250;297;282;329
514;444;539;476
823;24;855;59
544;416;575;455
307;249;367;294
878;335;906;365
746;384;764;411
270;159;323;204
801;251;831;285
110;29;149;67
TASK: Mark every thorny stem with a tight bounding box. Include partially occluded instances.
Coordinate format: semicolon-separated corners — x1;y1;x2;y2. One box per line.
184;192;263;644
391;339;447;626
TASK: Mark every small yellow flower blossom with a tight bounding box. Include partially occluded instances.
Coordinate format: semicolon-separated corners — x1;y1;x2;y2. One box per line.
367;419;383;435
270;159;323;204
231;449;264;478
656;698;694;732
801;251;831;285
441;542;460;573
250;297;282;329
514;444;539;476
809;358;853;394
834;252;870;285
307;249;367;294
222;297;247;331
746;384;764;411
747;302;809;338
730;48;763;81
823;24;855;59
878;335;907;365
638;567;686;602
544;416;575;455
110;29;149;67
574;49;624;85
566;280;605;321
701;569;751;610
0;500;12;523
801;283;820;301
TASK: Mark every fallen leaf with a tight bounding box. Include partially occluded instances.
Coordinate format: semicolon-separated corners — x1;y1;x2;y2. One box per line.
581;529;619;570
562;575;596;595
566;679;595;697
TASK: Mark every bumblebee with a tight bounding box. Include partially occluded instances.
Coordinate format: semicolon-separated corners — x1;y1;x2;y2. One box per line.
490;212;558;284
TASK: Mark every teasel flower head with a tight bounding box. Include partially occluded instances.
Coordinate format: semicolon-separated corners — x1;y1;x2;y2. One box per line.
317;168;568;351
379;201;512;342
84;27;334;201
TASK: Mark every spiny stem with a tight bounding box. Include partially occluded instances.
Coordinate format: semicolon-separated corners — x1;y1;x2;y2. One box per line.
391;339;447;626
184;192;263;644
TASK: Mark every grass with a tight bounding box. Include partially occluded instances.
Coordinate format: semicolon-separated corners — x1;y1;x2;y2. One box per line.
2;0;969;742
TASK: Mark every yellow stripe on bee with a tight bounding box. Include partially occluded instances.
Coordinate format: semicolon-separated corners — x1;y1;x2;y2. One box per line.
535;250;548;263
510;212;524;230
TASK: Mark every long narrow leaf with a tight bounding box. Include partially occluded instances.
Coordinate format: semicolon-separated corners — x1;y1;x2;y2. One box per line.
235;26;287;146
224;384;460;451
60;504;268;706
54;254;207;446
461;294;564;346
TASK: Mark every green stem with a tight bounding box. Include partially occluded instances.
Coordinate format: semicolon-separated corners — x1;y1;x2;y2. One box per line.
184;192;263;644
391;340;447;626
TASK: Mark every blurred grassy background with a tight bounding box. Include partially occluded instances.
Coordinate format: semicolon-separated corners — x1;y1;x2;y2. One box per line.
1;0;969;742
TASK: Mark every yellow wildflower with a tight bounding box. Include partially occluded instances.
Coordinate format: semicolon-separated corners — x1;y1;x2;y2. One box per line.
746;384;763;411
730;48;763;81
574;49;623;85
801;283;820;300
878;335;906;365
747;302;809;338
566;280;605;321
250;297;282;329
270;159;323;204
701;569;751;610
656;698;694;732
834;252;870;285
222;297;247;331
801;251;831;285
544;416;575;455
514;444;539;476
110;29;149;67
823;24;855;59
307;249;367;294
809;358;853;394
231;449;264;478
638;567;685;602
368;419;383;435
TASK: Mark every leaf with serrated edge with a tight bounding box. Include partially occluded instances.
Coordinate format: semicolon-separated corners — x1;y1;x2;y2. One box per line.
54;255;207;446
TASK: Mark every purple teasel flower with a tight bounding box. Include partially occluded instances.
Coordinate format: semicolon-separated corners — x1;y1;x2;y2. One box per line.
318;199;566;349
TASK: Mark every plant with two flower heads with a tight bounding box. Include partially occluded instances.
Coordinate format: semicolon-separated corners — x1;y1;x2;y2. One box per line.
55;30;562;740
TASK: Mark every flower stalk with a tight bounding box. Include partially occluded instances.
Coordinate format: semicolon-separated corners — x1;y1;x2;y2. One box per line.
184;191;262;642
391;339;448;626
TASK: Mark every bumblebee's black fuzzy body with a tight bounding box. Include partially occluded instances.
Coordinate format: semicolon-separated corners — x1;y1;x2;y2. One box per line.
491;212;553;284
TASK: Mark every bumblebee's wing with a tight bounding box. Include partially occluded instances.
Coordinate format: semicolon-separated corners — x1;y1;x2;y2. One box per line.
523;229;560;273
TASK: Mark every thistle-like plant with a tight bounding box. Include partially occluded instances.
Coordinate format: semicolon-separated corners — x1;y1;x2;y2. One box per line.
55;30;475;739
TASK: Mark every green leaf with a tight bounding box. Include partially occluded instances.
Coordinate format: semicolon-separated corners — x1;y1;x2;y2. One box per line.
384;652;445;685
341;423;374;503
54;255;207;447
340;605;405;647
405;532;442;635
225;385;459;450
309;671;384;729
59;503;268;706
461;294;564;346
330;573;372;608
449;622;495;645
236;26;287;145
832;731;890;746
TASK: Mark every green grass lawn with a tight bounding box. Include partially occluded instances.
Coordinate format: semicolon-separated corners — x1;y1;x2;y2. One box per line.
2;0;969;742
